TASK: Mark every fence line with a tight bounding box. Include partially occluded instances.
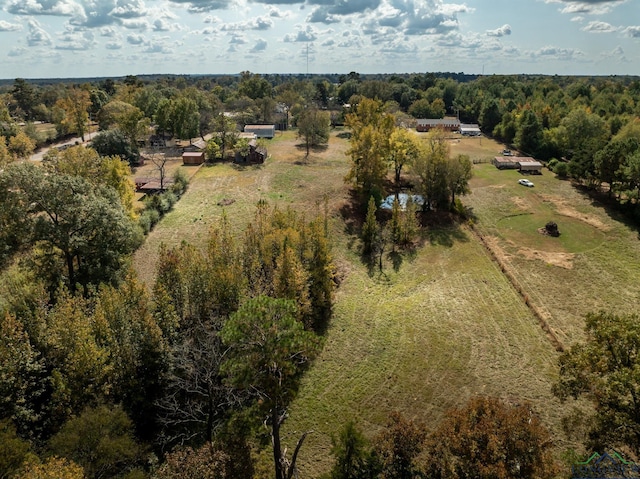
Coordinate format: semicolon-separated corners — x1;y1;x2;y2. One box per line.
467;223;565;353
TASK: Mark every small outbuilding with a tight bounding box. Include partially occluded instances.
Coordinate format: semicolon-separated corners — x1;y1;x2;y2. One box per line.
492;156;519;169
244;124;275;139
182;151;205;165
460;124;481;136
518;160;543;174
492;156;543;174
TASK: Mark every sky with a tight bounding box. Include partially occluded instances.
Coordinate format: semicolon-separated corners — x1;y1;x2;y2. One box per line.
0;0;638;79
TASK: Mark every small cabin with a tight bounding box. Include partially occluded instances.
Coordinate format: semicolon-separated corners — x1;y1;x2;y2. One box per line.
182;151;205;165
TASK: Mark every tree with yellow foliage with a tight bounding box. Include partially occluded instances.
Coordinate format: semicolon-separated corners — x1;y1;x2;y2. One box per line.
54;88;92;142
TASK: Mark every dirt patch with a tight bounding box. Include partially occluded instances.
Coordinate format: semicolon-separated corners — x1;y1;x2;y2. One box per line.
510;196;530;212
495;234;574;269
517;246;574;269
540;194;611;232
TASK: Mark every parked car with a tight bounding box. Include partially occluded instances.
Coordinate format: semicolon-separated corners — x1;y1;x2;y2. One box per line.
502;149;513;156
518;179;534;187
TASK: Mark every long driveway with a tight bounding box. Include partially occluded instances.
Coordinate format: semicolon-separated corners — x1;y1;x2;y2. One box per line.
30;131;96;161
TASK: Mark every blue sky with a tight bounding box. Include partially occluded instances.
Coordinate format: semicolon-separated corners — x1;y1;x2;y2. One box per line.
0;0;638;79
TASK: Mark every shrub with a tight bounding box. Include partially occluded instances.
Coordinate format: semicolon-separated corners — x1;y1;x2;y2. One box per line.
553;161;569;179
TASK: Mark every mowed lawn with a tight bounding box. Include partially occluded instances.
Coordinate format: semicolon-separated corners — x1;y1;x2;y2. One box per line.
134;132;640;477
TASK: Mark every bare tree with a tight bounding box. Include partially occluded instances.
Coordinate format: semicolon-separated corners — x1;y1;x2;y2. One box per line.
157;324;239;448
150;151;169;191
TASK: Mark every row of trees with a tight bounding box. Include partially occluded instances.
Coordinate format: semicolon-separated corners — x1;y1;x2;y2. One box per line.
328;397;556;479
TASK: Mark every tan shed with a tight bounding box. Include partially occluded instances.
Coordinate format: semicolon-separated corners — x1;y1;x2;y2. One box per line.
182;151;205;165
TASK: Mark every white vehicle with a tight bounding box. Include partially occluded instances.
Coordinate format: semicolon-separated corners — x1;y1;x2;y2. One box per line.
518;179;534;187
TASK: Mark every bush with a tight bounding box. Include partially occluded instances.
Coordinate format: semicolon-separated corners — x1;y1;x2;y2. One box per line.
553;161;569;179
171;170;189;197
138;209;160;234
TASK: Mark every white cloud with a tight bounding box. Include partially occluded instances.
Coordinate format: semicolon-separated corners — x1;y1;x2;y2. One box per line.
168;0;234;13
229;33;247;44
153;18;179;31
545;0;628;15
622;26;640;38
0;20;23;31
100;26;118;36
122;18;149;29
126;33;145;44
600;45;628;62
144;41;173;53
27;18;53;46
283;25;317;42
105;41;122;49
8;46;28;57
267;7;292;18
250;38;267;51
56;30;97;50
486;24;511;37
111;0;147;18
220;16;273;31
581;21;618;33
7;0;82;16
532;45;585;61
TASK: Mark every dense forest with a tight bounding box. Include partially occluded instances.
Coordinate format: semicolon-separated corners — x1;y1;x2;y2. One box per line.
2;71;640;478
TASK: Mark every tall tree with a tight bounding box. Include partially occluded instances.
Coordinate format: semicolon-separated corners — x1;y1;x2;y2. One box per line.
55;88;92;142
171;96;200;142
11;79;39;121
514;108;543;157
330;421;378;479
554;311;640;456
374;412;426;479
0;162;142;293
220;296;319;479
211;112;238;161
43;145;136;218
0;313;47;437
560;107;609;183
409;128;450;211
297;107;331;157
388;127;419;190
446;154;473;209
345;98;395;202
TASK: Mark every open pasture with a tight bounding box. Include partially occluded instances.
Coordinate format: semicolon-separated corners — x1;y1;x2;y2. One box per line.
466;163;640;347
133;130;640;477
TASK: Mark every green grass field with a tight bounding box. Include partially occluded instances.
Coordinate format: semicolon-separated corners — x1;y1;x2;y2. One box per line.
132;132;640;477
